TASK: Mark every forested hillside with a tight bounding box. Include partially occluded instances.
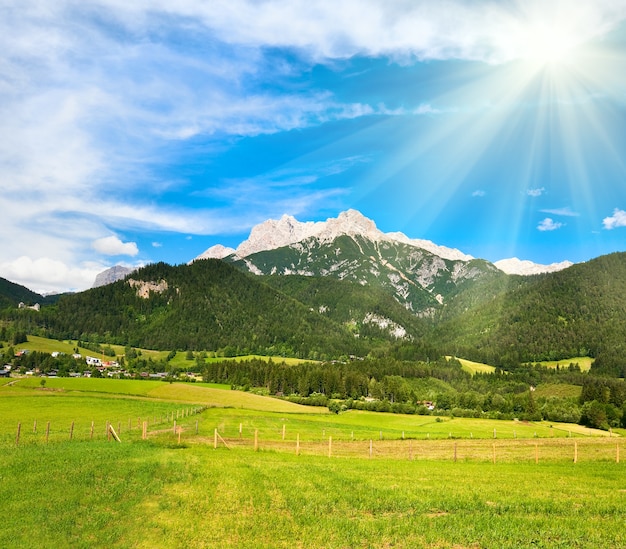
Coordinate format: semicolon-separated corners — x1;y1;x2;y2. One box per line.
262;274;428;341
437;252;626;373
0;277;46;309
40;260;366;358
3;252;626;374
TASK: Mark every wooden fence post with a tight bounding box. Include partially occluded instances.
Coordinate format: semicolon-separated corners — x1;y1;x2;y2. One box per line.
46;421;50;444
239;423;243;439
108;424;121;443
142;421;147;440
69;421;74;441
282;424;286;440
214;428;218;449
173;420;177;434
178;426;182;445
15;422;21;446
195;419;199;435
296;433;300;456
254;429;259;452
90;421;94;440
574;440;578;463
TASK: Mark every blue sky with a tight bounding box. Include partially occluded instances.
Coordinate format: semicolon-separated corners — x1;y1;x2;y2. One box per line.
2;1;626;293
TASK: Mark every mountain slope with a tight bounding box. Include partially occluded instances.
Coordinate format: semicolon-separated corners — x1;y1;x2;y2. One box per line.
262;274;429;342
435;252;626;368
226;232;500;317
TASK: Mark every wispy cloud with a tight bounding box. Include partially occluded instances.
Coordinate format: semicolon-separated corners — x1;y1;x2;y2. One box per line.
603;208;626;229
472;190;486;197
540;207;579;217
527;187;545;197
538;218;564;231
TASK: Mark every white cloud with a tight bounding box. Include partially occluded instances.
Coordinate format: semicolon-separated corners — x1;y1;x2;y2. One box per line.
538;218;563;231
527;187;545;197
92;236;139;256
0;256;105;295
603;208;626;230
151;0;626;64
472;190;486;197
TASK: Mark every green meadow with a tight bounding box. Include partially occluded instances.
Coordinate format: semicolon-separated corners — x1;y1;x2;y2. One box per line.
1;377;625;548
12;335;313;368
449;356;497;375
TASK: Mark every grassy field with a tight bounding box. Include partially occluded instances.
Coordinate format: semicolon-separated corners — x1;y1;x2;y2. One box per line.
2;377;625;548
1;441;625;548
536;356;594;372
534;383;582;399
10;335;313;368
449;356;497;375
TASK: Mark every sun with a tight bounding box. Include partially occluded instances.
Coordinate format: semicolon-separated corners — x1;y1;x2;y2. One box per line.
522;23;579;68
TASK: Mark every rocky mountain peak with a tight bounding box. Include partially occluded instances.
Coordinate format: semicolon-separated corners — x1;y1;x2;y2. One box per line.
234;214;322;258
318;209;382;242
92;265;134;288
194;209;476;262
195;244;236;261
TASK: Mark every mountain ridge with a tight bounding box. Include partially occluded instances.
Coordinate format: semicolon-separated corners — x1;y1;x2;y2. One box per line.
196;209;476;264
93;210;573;288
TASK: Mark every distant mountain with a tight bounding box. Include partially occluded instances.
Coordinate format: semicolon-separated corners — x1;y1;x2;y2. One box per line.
197;209;473;262
200;210;501;317
494;257;573;275
92;265;134;288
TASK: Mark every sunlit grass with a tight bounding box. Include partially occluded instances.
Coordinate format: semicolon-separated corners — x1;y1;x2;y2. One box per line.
451;356;497;375
2;442;624;548
536;356;593;372
1;378;624;547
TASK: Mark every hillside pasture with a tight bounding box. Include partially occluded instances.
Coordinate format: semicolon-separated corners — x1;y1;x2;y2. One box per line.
6;377;327;414
536;356;594;372
534;383;582;399
450;356;497;375
9;335;317;368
